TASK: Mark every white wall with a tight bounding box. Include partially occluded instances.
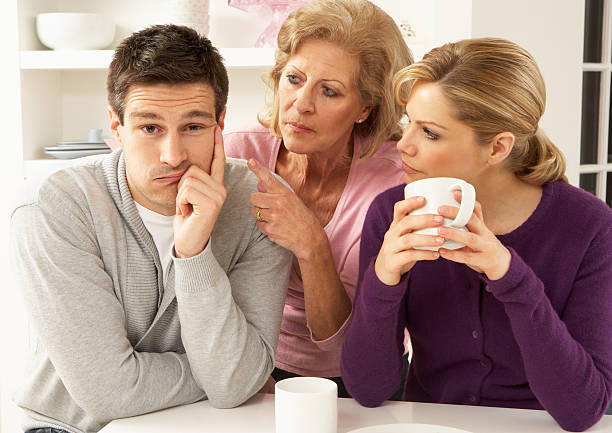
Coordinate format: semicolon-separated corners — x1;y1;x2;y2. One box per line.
0;1;27;433
371;0;473;60
471;0;584;185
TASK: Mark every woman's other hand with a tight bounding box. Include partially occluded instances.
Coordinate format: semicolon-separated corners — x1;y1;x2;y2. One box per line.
247;158;325;260
375;196;444;286
437;191;511;280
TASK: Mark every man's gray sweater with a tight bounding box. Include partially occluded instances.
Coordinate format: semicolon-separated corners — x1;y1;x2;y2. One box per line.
10;150;291;433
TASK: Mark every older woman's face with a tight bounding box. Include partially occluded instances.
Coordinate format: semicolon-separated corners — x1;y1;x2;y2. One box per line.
278;39;371;155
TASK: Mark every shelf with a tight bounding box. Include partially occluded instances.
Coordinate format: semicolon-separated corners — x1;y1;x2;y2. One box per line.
20;50;114;70
20;47;275;70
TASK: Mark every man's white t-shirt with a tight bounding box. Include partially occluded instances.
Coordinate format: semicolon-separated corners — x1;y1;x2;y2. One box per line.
135;202;175;286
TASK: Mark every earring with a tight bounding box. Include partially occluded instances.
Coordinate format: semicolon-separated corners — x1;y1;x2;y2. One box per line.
356;118;365;124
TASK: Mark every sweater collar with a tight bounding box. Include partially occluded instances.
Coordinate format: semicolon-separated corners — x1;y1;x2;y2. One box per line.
102;150;166;305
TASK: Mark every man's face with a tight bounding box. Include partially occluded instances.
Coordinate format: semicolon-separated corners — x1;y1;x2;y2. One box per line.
109;82;225;216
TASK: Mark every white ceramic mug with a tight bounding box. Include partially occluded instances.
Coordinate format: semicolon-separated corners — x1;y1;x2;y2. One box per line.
404;177;476;251
275;377;337;433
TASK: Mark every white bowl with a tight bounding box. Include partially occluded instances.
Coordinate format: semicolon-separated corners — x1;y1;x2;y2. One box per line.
36;13;115;50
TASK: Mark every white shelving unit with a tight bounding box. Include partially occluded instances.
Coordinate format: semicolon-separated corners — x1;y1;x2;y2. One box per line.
20;48;275;70
19;46;275;178
16;0;279;179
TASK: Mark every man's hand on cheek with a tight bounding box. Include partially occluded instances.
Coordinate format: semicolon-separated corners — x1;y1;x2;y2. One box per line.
173;127;226;258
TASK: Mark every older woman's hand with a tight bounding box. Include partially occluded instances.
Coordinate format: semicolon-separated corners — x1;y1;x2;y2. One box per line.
247;158;325;261
375;197;444;286
436;192;511;280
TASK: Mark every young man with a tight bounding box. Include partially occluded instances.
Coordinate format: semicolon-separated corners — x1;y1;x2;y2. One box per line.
11;25;291;433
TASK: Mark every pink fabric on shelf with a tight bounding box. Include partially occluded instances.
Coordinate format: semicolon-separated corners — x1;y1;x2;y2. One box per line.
227;0;310;47
224;123;404;377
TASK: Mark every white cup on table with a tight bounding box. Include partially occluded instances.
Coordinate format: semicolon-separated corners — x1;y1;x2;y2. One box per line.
275;377;338;433
404;177;476;251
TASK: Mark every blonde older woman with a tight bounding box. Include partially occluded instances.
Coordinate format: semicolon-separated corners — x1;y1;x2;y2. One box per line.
341;38;612;431
224;0;412;396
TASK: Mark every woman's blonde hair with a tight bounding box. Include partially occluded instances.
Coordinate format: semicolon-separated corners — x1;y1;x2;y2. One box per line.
259;0;413;159
393;37;567;185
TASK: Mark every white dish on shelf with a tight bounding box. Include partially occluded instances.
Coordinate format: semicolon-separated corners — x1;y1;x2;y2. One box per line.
53;142;109;150
44;148;112;159
46;146;109;152
56;140;106;145
347;424;473;433
36;13;115;50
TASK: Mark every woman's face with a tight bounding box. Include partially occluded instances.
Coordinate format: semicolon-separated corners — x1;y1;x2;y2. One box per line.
277;39;371;156
397;80;490;185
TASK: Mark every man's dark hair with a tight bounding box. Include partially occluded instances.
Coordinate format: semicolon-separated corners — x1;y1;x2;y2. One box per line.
107;24;229;124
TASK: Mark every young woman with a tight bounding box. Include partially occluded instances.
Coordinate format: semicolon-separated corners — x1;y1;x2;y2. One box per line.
341;38;612;431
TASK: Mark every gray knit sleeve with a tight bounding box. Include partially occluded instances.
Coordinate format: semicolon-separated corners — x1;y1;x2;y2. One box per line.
173;218;291;408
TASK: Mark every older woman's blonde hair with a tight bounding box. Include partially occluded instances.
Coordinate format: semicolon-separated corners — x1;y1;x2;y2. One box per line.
258;0;413;159
393;37;567;185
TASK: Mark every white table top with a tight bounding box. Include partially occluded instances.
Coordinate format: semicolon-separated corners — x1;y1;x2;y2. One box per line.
99;393;612;433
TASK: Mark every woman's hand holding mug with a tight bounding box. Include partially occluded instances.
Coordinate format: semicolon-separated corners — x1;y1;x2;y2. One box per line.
375;196;445;286
437;192;512;281
376;177;479;286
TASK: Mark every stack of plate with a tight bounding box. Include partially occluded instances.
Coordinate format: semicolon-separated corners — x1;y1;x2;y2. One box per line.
45;140;112;159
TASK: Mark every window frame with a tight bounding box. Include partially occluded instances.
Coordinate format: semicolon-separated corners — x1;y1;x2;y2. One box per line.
581;0;612;201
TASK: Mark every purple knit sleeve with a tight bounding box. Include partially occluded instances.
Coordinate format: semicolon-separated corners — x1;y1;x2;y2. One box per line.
485;238;612;431
341;194;409;407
